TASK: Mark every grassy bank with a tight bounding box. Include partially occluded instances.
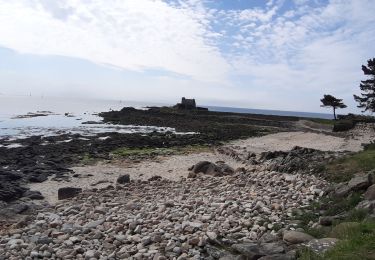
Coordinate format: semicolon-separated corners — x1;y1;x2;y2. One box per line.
295;143;375;259
323;143;375;183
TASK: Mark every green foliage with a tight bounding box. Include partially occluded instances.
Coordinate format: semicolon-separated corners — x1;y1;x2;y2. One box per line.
305;227;329;239
346;208;369;222
324;193;362;217
320;94;347;120
354;58;375;112
324;147;375;183
332;119;355;132
297;220;375;259
298;247;324;260
324;220;375;259
80;153;96;165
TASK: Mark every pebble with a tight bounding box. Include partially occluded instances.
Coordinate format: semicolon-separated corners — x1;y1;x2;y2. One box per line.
0;167;328;259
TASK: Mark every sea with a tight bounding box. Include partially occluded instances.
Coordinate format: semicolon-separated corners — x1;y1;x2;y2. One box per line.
0;95;332;139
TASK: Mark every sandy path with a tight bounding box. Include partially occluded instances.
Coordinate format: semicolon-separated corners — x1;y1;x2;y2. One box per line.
229;123;375;153
229;131;352;153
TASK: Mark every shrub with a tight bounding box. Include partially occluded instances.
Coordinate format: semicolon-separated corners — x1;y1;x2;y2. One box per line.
332;119;355;132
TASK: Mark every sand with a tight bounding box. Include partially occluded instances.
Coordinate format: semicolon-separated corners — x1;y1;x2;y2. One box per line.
28;152;244;204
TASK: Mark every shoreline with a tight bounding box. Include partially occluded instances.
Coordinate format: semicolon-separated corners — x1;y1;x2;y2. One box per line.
1;107;375;259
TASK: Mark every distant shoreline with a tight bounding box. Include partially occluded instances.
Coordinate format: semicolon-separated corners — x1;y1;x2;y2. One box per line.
0;95;334;119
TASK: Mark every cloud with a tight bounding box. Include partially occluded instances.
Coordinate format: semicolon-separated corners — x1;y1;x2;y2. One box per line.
221;0;375;112
0;0;229;82
0;0;374;112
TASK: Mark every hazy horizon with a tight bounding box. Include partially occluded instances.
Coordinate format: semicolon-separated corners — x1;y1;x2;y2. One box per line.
1;0;374;114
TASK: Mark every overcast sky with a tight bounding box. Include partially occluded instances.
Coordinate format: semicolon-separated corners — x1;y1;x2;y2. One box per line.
0;0;374;113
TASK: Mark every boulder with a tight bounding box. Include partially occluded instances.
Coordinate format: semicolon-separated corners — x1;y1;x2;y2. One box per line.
192;161;221;176
347;173;373;191
0;170;26;202
356;200;375;214
28;173;48;183
191;161;233;177
117;174;130;184
0;182;27;202
231;243;264;259
58;187;82;200
23;190;44;200
364;184;375;200
283;231;314;244
334;183;351;197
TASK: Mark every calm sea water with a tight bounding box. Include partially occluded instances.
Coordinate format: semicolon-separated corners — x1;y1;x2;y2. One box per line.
206;106;333;119
0;95;332;139
0;96;171;139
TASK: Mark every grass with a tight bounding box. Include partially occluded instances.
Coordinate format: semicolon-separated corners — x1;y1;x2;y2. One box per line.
295;192;364;239
325;220;375;260
296;143;375;259
295;193;374;260
80;153;97;165
112;145;211;157
298;219;375;260
323;144;375;183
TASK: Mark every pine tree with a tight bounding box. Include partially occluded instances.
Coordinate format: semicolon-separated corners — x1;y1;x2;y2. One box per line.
320;94;347;120
354;58;375;112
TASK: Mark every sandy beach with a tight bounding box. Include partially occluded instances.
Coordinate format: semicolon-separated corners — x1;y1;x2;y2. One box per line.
28;123;375;204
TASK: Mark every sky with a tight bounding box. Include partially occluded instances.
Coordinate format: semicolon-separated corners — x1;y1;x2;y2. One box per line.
0;0;374;113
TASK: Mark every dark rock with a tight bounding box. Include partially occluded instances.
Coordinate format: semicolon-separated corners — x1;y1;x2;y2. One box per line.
217;162;234;175
356;200;375;214
188;171;197;178
334;183;351;197
259;242;285;255
0;182;27;202
231;243;264;259
191;161;233;177
258;146;339;175
193;161;215;174
283;231;314;244
28;173;48;183
8;203;29;214
205;245;243;259
23;190;44;200
347;173;373;191
0;170;23;181
364;184;375;200
259;233;280;243
148;175;162;181
0;170;27;202
117;174;130;184
58;187;82;200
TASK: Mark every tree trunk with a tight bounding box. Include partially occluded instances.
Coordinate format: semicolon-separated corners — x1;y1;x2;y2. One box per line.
333;107;337;120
